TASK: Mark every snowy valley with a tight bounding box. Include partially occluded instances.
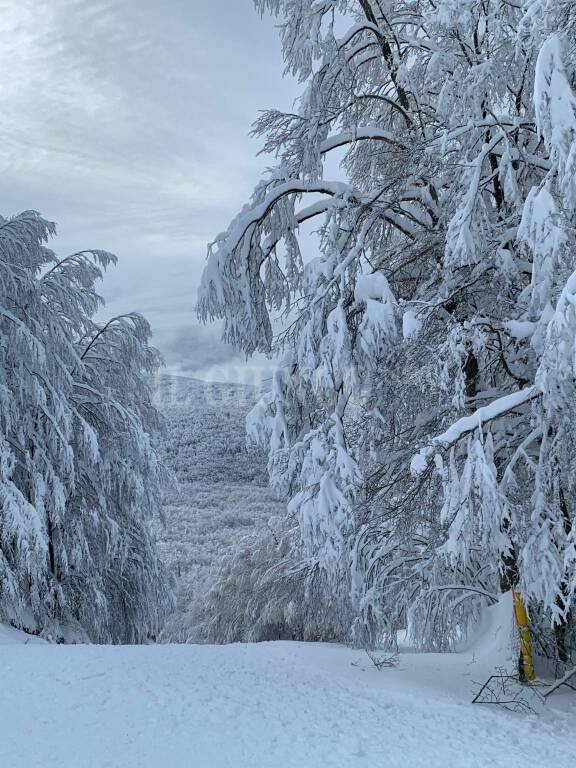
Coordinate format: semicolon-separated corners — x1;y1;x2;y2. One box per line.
151;375;285;642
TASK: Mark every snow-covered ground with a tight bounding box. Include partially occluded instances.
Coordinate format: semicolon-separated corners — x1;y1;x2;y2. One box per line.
4;379;571;767
1;626;574;768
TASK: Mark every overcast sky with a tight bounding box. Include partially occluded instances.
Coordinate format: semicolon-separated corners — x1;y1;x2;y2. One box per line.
0;0;297;383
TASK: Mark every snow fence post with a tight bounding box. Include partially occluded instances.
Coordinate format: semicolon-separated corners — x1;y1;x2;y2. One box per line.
512;588;536;682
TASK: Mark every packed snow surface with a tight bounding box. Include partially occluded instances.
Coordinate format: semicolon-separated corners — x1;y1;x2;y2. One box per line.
1;632;574;768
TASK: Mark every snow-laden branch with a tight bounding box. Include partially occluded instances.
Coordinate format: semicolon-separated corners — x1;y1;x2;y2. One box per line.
320;127;409;154
544;666;576;698
411;386;540;474
212;179;356;257
422;584;499;604
413;265;576;473
441;117;536;144
260;198;347;261
433;386;540;447
336;21;382;51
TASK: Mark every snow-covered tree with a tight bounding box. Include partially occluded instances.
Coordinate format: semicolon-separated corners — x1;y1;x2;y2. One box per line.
0;210;171;642
199;1;576;656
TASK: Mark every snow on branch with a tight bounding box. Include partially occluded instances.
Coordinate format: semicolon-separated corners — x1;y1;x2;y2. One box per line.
411;386;540;475
212;179;355;259
320;127;410;154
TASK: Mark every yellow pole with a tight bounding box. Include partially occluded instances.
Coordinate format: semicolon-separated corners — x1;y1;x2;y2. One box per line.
512;588;536;681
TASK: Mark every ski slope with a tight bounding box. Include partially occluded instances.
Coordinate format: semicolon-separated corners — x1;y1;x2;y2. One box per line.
1;629;574;768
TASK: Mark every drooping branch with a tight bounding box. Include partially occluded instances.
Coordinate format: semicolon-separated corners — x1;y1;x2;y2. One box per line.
213;179;359;258
320;127;410;154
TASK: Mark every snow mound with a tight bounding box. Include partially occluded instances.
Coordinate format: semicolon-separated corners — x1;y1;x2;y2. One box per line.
0;624;46;645
462;590;516;671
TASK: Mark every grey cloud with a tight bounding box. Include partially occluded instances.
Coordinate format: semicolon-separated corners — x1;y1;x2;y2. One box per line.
161;323;241;373
0;0;297;379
